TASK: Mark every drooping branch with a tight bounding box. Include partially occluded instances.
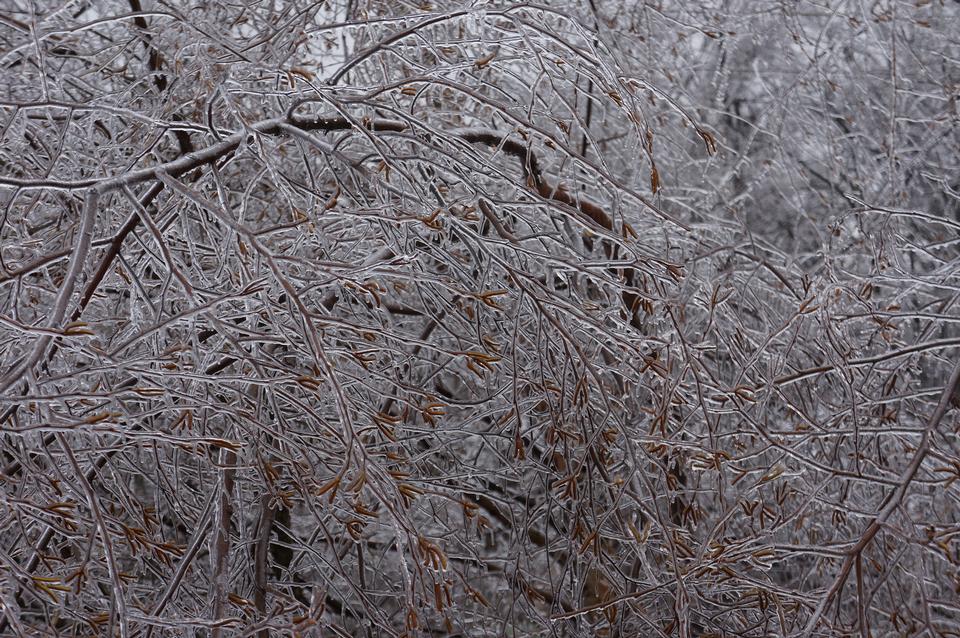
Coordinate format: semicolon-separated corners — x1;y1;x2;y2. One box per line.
0;107;662;393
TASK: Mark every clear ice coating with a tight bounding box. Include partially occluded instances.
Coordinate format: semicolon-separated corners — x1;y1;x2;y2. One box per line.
0;1;957;636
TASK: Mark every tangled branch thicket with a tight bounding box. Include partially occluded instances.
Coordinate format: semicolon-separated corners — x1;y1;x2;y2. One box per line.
1;1;959;636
